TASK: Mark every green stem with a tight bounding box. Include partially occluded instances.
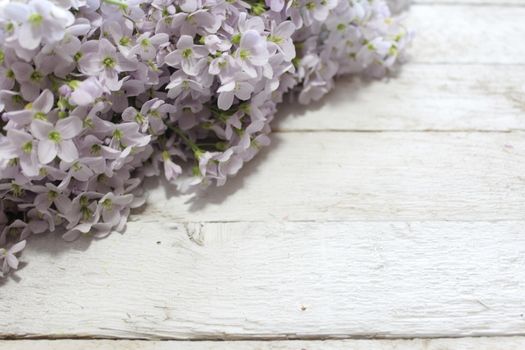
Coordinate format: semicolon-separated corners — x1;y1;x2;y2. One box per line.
103;0;128;7
168;125;202;154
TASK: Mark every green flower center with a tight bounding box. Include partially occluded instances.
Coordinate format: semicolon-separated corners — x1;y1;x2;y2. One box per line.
182;48;193;59
231;34;241;45
112;128;123;140
5;22;14;33
79;195;89;206
102;56;116;68
90;144;102;155
34;111;47;120
135;113;145;123
72;162;82;171
119;36;131;46
102;198;113;210
162;150;170;161
48;130;62;143
48;191;58;200
21;141;32;154
28;13;43;25
239;49;250;60
140;38;151;48
268;35;283;44
30;70;43;82
251;3;266;15
81;206;93;221
74;52;82;62
11;183;24;197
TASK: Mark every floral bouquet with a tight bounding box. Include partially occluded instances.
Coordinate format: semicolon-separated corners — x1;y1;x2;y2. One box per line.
0;0;410;278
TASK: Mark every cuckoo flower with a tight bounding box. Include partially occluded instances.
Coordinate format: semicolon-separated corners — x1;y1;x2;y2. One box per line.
0;240;26;276
78;39;137;91
0;0;410;280
3;129;39;177
217;73;254;110
30;116;82;164
3;89;54;127
236;30;269;77
268;21;296;61
2;0;74;50
164;35;209;76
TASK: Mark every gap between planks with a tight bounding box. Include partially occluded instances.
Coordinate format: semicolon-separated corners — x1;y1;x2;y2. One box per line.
3;337;525;350
414;1;525;6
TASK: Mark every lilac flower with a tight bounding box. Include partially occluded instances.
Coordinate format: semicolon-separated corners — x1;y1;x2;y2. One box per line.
217;73;254;110
30;116;83;164
268;21;296;61
11;61;48;101
236;30;269;77
164;35;209;76
70;77;104;106
3;89;54;126
0;240;26;276
33;183;72;213
130;32;169;60
98;192;134;229
0;0;411;280
266;0;285;12
3;129;39;177
3;0;74;50
78;38;137;90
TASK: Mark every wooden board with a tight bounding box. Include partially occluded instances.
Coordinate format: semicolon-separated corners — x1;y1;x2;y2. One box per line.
2;337;525;350
1;134;524;339
408;5;525;64
416;0;525;4
1;1;525;344
275;65;525;132
142;132;525;222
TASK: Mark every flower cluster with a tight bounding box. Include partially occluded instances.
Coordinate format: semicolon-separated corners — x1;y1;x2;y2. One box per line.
0;0;410;278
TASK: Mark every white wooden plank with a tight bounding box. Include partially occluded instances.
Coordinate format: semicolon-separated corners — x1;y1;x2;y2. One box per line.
276;65;525;131
408;5;525;64
416;1;525;5
3;337;525;350
143;132;525;222
1;220;525;339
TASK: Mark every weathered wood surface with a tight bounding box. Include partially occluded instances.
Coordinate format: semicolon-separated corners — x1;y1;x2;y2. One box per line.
1;0;524;343
275;65;525;132
2;220;525;339
143;132;525;222
408;5;525;64
2;337;525;350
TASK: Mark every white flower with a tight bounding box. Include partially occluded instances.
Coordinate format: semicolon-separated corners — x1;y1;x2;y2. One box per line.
164;35;209;76
236;30;269;77
78;38;137;91
217;73;254;110
0;240;26;276
30;116;83;164
3;0;74;50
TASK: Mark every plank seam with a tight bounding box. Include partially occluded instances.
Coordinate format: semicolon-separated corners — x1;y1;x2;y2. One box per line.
271;129;525;133
412;2;525;7
5;333;525;341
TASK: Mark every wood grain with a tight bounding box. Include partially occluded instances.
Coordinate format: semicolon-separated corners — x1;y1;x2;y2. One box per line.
416;1;525;5
275;65;525;131
1;220;525;339
3;337;525;350
408;5;525;64
143;132;525;222
2;1;525;343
